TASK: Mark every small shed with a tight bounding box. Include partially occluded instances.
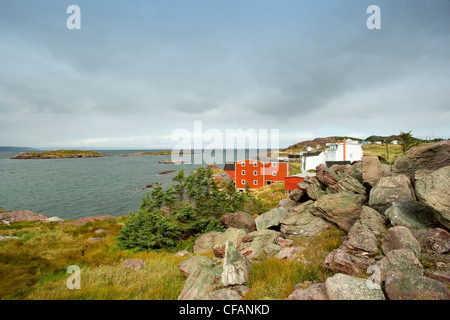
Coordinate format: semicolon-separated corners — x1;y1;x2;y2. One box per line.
284;173;316;192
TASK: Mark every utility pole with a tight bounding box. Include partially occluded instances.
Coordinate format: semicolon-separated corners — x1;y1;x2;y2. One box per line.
385;139;389;163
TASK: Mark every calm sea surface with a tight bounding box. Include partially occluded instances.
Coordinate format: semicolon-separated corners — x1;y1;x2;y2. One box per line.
0;149;255;219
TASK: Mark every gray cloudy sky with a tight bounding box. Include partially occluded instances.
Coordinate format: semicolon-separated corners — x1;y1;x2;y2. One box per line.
0;0;449;149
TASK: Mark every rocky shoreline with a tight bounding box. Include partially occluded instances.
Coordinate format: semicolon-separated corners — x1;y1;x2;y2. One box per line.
1;140;449;300
175;140;450;300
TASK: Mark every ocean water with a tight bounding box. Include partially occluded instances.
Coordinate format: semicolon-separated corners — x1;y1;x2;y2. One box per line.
0;149;258;219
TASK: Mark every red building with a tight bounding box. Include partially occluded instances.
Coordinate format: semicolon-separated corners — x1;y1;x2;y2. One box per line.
283;173;317;193
284;175;305;192
224;159;289;190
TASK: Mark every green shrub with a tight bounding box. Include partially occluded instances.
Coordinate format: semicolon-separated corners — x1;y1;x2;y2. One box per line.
117;167;260;251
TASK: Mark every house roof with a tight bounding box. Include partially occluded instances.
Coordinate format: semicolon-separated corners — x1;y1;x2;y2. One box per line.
303;151;322;157
253;155;279;162
223;162;235;171
325;161;351;167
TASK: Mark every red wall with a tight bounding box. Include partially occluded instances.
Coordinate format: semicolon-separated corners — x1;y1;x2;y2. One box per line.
234;160;289;189
262;162;289;182
224;170;236;183
235;160;265;189
284;176;304;191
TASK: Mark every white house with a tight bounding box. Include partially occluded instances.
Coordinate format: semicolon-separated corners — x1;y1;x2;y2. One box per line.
302;139;363;171
391;140;399;145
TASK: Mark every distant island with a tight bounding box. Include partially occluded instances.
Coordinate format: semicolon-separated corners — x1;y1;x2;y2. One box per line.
10;150;104;159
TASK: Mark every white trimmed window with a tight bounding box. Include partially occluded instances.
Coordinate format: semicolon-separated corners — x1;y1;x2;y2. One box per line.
241;179;246;185
272;171;277;176
253;162;258;167
253;180;258;185
241;161;245;167
272;162;277;167
253;170;258;176
242;170;245;175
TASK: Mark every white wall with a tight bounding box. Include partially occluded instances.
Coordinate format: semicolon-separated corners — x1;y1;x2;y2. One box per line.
303;152;326;171
303;143;363;171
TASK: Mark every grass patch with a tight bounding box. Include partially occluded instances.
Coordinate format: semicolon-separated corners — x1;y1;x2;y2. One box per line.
252;183;287;213
26;251;187;300
289;162;302;175
242;226;345;300
0;218;189;300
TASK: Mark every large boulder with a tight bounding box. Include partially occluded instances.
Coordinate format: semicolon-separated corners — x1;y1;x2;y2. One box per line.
255;207;289;231
346;224;379;254
0;210;49;223
212;228;247;258
414;166;450;229
392;140;450;182
384;201;441;231
346;206;388;253
349;161;364;183
178;261;222;300
326;175;366;196
178;255;215;278
376;249;424;282
276;198;298;213
324;248;376;276
381;226;421;257
325;273;385;300
222;241;251;287
356;206;389;239
220;211;256;233
385;275;449;300
424;270;450;286
368;175;416;210
297;177;326;200
289;189;305;203
238;229;280;262
280;201;332;238
316;164;340;187
362;156;383;187
417;228;450;255
200;286;249;300
286;283;328;300
193;231;221;254
310;192;366;232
